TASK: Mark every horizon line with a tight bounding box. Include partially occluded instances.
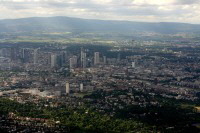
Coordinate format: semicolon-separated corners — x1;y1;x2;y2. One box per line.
0;16;198;25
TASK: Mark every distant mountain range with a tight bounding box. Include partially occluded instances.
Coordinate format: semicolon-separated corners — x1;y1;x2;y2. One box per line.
0;16;200;34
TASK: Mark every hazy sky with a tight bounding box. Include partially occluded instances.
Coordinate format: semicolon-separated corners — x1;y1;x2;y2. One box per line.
0;0;200;23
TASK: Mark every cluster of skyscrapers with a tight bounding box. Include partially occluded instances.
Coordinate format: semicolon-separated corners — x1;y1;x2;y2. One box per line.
0;47;106;71
69;48;102;69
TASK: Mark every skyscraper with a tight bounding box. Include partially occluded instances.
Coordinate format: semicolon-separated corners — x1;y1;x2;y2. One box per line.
57;54;63;68
83;53;87;68
94;52;100;65
10;47;20;62
81;48;87;68
132;62;136;68
69;58;74;69
103;56;107;64
51;54;57;68
33;49;38;64
61;51;67;66
70;56;78;69
66;82;70;94
73;56;78;68
80;83;83;92
21;48;32;63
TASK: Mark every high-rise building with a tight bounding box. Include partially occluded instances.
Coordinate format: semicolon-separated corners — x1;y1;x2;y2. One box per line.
21;48;25;59
81;48;87;68
66;82;70;94
57;54;63;68
83;53;87;68
94;52;100;65
21;48;32;63
73;56;78;68
69;58;74;69
132;62;136;68
0;48;9;57
80;83;84;92
10;47;20;61
51;54;57;68
69;56;78;69
103;56;107;64
33;49;38;64
61;51;67;66
81;48;84;67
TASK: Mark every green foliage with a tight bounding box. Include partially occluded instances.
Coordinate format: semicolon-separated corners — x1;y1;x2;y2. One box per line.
0;98;151;133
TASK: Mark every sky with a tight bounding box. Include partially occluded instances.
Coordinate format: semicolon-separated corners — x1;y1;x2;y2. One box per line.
0;0;200;23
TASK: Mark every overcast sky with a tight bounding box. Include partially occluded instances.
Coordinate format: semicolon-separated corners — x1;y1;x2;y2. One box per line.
0;0;200;23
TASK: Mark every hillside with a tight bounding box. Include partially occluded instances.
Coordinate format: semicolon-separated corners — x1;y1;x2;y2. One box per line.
0;16;200;34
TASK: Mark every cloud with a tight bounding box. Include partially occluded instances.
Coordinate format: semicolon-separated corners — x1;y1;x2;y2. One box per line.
173;0;200;5
0;0;200;23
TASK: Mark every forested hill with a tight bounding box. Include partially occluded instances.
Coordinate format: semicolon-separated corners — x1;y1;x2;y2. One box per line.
0;16;200;34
